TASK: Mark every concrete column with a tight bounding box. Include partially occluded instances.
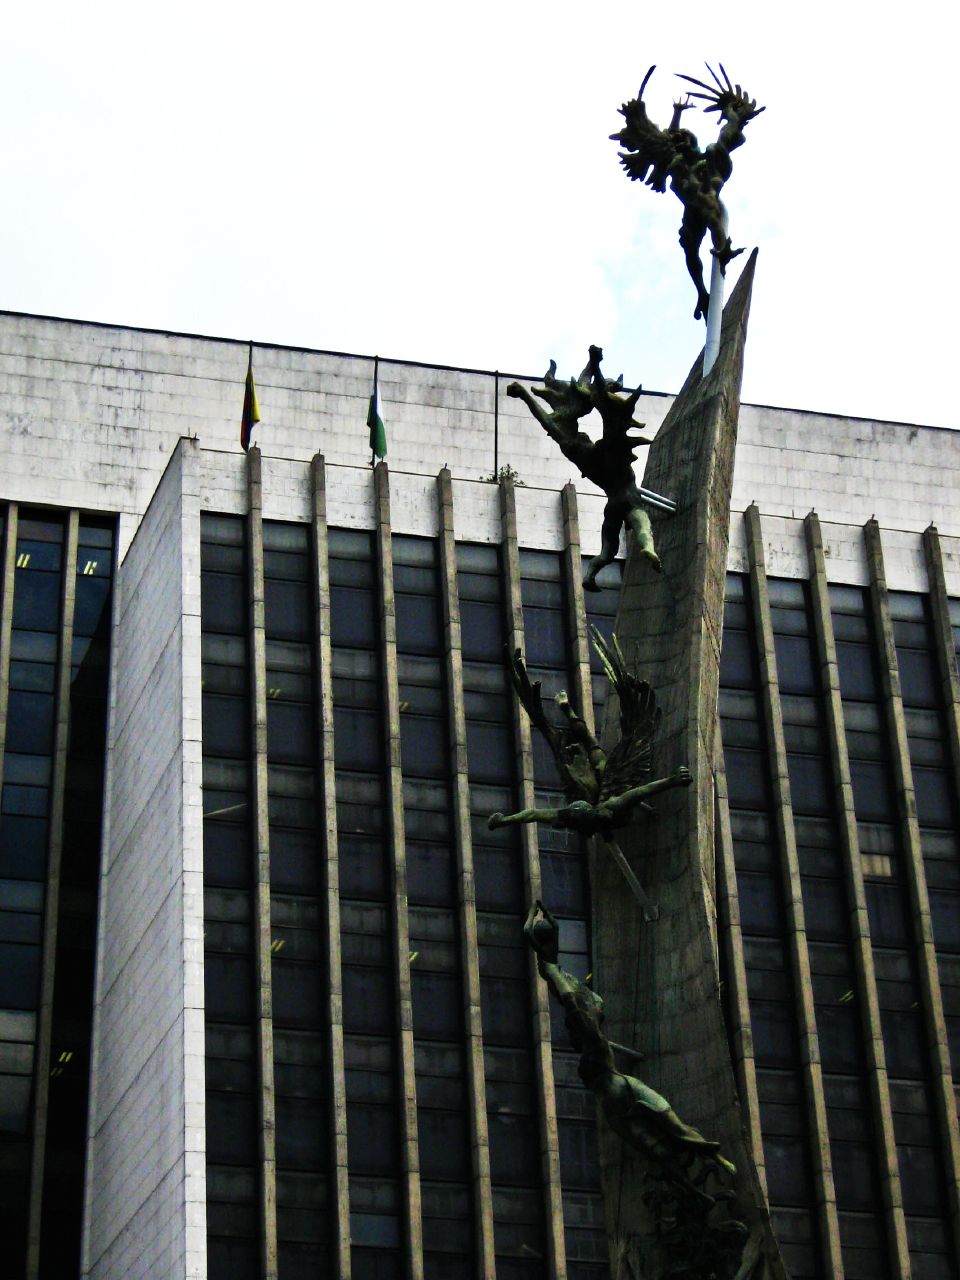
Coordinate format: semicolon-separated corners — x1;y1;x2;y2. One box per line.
498;474;567;1280
805;512;910;1277
712;723;766;1190
311;456;352;1278
922;526;960;834
246;447;279;1279
560;484;595;737
0;503;18;786
744;505;843;1276
373;462;424;1280
864;519;960;1269
26;510;79;1278
436;467;497;1277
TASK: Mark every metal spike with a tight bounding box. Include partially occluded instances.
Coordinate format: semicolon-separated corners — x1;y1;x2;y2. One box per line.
705;62;724;90
675;73;714;92
719;63;733;91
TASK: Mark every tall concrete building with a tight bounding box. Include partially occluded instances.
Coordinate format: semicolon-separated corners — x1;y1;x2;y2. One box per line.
0;308;958;1280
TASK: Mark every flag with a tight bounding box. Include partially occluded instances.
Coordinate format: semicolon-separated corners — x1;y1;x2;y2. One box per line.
367;360;387;461
240;343;260;451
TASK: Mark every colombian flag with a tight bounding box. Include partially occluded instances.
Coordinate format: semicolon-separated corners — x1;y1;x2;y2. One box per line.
240;343;260;451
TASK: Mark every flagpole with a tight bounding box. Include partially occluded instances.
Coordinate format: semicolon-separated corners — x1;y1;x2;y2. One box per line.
371;354;379;467
702;210;728;378
493;370;500;478
241;339;260;453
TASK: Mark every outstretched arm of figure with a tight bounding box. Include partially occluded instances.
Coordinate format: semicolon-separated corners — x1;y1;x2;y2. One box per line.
506;381;565;444
676;64;764;160
488;805;561;830
667;94;695;131
602;766;692;822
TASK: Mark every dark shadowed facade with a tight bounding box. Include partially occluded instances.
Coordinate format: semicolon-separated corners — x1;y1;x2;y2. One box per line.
0;309;958;1279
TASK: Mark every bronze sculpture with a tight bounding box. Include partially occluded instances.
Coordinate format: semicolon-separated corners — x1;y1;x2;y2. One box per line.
525;901;752;1279
488;630;690;917
507;346;661;591
488;630;688;838
611;64;764;321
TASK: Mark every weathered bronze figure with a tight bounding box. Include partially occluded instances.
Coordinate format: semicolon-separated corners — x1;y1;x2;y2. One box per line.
611;64;764;320
507;345;660;590
525;902;752;1277
488;630;689;916
488;630;688;838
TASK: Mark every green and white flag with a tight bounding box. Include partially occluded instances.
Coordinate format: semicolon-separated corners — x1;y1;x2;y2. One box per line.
367;358;387;461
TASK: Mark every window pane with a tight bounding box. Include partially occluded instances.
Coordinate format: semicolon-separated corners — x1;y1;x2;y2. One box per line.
203;573;247;634
13;572;61;631
265;579;312;641
396;595;440;655
836;642;877;701
774;634;816;695
330;586;377;648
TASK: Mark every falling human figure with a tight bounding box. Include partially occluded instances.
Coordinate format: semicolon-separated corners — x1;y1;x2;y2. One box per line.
611;63;764;321
525;901;755;1280
525;901;738;1186
507;345;660;591
488;629;691;918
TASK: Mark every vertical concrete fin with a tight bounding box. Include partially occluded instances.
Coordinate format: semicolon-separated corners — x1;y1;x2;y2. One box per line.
246;446;279;1280
745;506;843;1276
864;521;960;1271
593;254;788;1278
0;503;18;786
805;513;911;1277
561;483;596;738
498;474;568;1279
436;467;497;1276
311;455;352;1278
373;461;425;1279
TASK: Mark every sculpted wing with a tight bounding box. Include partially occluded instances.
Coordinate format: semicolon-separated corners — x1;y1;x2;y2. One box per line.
507;648;561;760
591;628;661;799
610;66;677;193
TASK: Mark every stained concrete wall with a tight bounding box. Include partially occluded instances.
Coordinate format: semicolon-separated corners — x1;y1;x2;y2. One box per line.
2;310;959;590
83;440;205;1279
0;311;654;559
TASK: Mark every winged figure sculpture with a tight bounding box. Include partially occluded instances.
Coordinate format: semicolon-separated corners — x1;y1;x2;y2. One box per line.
488;628;691;917
611;64;764;320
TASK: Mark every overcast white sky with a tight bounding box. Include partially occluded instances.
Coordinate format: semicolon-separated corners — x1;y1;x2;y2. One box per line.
3;1;956;426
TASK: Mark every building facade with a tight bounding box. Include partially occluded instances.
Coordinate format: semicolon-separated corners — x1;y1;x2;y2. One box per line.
0;310;958;1279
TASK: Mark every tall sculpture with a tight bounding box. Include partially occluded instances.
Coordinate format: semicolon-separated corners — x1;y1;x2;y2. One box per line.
498;60;783;1278
610;64;764;320
507;346;661;590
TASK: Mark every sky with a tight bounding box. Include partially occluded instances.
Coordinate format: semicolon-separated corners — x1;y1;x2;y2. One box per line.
2;1;956;428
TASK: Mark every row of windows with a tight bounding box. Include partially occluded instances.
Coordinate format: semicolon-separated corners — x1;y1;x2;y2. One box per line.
0;507;115;1278
720;574;824;1280
200;509;960;1280
721;569;960;1279
201;516;620;1280
829;582;955;1277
